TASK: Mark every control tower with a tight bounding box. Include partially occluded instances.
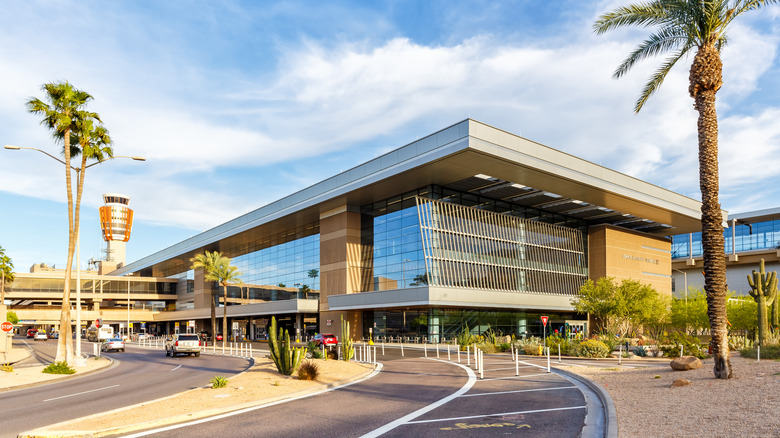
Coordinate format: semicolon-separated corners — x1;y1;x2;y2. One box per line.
98;193;134;272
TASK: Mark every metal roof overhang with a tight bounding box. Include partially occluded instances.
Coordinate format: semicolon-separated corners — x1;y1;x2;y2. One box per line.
115;119;708;277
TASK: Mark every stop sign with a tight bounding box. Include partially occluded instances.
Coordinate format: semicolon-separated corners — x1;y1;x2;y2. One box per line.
1;321;13;333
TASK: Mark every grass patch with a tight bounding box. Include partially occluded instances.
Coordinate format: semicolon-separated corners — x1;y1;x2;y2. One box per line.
42;361;76;375
739;345;780;360
210;376;228;388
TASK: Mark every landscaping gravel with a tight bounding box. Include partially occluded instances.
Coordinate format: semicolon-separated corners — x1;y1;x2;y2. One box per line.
564;354;780;438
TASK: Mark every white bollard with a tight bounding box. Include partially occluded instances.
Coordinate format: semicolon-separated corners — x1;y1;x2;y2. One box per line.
373;346;377;366
424;343;428;358
249;343;253;357
681;344;684;357
447;344;451;361
466;345;470;366
479;350;483;379
558;344;561;363
382;342;385;356
457;346;460;363
515;352;519;376
547;347;551;373
401;343;404;357
436;343;439;359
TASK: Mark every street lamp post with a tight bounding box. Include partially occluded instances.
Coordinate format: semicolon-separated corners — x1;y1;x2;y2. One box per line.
4;145;144;365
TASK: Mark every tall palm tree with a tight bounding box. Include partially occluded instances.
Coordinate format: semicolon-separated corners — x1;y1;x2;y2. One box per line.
190;251;242;346
213;259;242;345
27;81;105;364
190;251;221;341
0;245;14;303
594;0;779;379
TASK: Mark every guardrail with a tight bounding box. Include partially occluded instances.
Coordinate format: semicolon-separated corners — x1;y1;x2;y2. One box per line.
135;336;254;358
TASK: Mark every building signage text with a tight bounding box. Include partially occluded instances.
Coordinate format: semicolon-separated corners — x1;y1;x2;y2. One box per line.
622;254;659;264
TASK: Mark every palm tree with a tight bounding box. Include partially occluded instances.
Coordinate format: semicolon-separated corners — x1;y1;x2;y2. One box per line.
594;0;779;379
190;251;242;346
0;245;14;303
190;251;221;342
27;81;107;364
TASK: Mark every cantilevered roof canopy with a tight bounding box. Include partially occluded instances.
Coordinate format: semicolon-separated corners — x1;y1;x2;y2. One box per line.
115;119;709;277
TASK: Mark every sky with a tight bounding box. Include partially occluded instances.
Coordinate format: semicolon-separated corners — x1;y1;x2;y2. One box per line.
2;0;780;272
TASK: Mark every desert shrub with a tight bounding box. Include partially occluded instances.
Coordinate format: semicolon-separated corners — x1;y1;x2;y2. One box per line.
729;335;753;351
457;325;476;351
497;342;512;352
739;344;780;360
42;361;75;375
307;341;324;359
477;342;498;354
546;336;576;355
210;376;228;388
633;345;648;357
660;331;707;359
572;339;611;358
595;334;623;352
297;360;320;381
1;364;13;372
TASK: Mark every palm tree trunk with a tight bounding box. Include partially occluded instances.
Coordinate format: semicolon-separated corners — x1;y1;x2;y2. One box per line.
223;284;228;348
690;44;731;379
210;286;216;344
57;127;75;364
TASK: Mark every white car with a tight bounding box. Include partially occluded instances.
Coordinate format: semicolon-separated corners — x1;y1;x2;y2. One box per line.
33;331;48;341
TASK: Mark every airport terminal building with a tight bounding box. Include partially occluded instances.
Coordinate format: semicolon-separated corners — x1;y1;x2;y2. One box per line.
8;120;705;341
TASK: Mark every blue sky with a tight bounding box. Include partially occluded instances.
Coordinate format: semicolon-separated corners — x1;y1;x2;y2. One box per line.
2;1;780;272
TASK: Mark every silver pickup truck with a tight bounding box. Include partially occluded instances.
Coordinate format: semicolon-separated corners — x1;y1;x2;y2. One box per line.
165;333;202;357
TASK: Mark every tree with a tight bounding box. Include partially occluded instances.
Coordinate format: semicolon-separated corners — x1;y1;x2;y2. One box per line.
572;277;667;337
190;251;221;341
190;251;241;346
6;310;19;325
0;245;14;303
27;81;111;364
670;288;711;335
594;0;779;379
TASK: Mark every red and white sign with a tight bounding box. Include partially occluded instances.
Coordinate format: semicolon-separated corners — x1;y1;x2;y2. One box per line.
541;316;548;327
94;318;102;328
1;321;13;332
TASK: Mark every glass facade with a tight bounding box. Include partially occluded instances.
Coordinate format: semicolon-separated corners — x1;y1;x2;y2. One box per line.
672;218;780;258
7;277;176;295
189;223;321;305
363;308;583;342
360;185;588;294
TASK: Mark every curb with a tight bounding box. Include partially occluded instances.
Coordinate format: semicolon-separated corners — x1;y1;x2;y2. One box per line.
20;361;381;438
1;356;117;393
553;367;618;438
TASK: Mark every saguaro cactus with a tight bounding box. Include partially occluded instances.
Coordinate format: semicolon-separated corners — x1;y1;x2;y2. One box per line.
747;259;777;347
340;314;354;362
268;316;306;375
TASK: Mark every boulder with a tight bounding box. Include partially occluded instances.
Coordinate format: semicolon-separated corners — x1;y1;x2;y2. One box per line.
670;356;702;371
670;378;692;388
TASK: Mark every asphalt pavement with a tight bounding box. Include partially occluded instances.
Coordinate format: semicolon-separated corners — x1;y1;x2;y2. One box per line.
2;339;251;438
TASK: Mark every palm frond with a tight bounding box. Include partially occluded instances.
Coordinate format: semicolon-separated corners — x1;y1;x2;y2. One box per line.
634;49;689;112
613;26;688;78
594;1;672;34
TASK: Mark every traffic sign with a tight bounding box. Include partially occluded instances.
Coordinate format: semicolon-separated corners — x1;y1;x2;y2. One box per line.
541;316;548;327
1;321;13;332
94;318;102;328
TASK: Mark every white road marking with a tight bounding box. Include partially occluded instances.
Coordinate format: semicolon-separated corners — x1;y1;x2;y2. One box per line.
121;363;384;438
170;365;182;371
460;385;577;397
405;405;587;424
43;384;120;402
478;372;553;381
360;359;476;438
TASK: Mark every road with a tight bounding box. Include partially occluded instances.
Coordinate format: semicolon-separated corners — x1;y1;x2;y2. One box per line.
2;336;251;438
129;346;601;438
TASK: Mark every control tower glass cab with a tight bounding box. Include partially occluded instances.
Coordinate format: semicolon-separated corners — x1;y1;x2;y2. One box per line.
99;193;134;265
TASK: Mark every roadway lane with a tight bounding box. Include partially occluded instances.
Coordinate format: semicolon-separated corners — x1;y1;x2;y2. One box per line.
2;342;251;438
130;347;589;438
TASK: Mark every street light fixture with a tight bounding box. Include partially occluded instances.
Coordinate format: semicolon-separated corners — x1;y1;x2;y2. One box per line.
4;144;145;364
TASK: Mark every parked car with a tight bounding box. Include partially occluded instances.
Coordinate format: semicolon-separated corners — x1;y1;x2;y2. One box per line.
215;333;223;341
165;333;202;357
312;333;338;346
33;331;48;341
27;329;37;338
101;337;125;352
